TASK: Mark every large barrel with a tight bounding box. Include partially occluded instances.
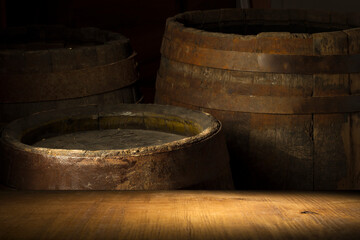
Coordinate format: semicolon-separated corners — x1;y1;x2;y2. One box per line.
0;26;141;126
0;104;233;190
156;9;360;190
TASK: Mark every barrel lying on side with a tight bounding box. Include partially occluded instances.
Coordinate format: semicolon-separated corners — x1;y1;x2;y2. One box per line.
0;26;141;126
0;104;233;190
156;9;360;190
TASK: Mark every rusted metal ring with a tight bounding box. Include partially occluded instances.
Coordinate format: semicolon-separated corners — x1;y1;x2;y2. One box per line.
161;38;360;74
157;73;360;114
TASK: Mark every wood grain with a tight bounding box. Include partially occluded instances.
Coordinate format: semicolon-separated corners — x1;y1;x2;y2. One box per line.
0;191;359;240
345;28;360;189
313;31;352;190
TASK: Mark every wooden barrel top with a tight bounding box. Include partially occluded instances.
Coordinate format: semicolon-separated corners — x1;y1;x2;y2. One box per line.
0;190;359;239
0;26;137;103
0;104;233;190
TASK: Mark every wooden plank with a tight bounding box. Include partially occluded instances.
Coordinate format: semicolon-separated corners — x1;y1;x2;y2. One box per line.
0;191;359;240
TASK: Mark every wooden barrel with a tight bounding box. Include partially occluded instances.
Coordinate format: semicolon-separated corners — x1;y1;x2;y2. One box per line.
155;9;360;190
0;25;141;125
0;104;233;190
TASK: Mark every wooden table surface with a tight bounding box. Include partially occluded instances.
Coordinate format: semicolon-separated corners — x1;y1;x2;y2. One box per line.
0;191;359;239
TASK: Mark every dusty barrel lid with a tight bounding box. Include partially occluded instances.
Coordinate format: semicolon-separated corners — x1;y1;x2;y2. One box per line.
0;104;233;190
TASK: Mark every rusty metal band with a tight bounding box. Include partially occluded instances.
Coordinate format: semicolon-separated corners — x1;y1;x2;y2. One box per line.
0;52;138;103
156;74;360;114
161;38;360;74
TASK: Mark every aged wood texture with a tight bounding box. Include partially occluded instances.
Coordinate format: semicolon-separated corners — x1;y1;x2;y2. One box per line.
0;26;140;123
155;9;360;190
0;86;141;123
0;52;137;102
312;31;353;190
0;104;233;190
0;191;359;240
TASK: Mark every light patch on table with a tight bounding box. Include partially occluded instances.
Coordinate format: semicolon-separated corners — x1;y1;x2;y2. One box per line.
33;129;185;150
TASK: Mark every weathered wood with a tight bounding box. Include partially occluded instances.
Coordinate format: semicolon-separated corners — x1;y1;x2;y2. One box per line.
343;28;360;188
0;53;138;102
0;191;359;240
161;36;360;74
156;9;360;190
0;26;140;123
0;86;141;123
0;104;233;190
157;72;359;114
155;98;314;190
0;27;131;73
312;31;353;190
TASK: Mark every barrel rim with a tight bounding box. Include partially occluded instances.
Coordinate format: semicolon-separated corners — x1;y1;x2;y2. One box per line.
0;25;129;55
162;9;360;73
168;8;360;41
0;25;132;76
1;104;222;159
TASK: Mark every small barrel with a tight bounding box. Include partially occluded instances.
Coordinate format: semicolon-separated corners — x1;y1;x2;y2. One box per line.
155;9;360;190
0;25;141;125
0;104;233;190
